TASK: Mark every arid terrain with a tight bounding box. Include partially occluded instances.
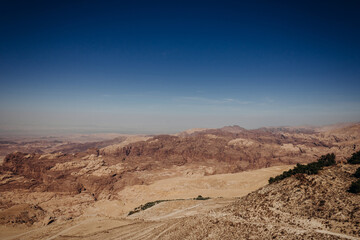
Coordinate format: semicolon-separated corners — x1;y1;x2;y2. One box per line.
0;123;359;239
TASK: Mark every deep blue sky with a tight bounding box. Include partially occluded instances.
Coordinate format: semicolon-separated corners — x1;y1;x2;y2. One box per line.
0;0;359;134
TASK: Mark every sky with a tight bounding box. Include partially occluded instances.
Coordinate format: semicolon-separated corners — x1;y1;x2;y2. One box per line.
0;0;360;134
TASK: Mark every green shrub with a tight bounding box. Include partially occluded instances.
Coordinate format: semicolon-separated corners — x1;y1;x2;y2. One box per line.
127;200;169;216
269;153;336;184
348;151;360;164
194;195;210;200
348;179;360;194
317;153;336;166
354;167;360;178
141;201;157;210
128;210;137;215
127;195;211;216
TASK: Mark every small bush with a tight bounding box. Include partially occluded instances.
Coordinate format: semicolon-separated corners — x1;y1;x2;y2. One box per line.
128;210;137;215
269;153;336;184
354;167;360;178
127;196;211;216
127;200;169;216
348;151;360;164
317;153;336;166
348;179;360;194
141;201;157;210
194;195;210;200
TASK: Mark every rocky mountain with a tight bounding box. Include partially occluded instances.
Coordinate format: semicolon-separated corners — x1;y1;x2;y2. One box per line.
0;123;359;236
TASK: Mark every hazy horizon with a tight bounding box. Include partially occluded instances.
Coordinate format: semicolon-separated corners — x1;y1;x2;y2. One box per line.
1;1;359;135
0;121;358;138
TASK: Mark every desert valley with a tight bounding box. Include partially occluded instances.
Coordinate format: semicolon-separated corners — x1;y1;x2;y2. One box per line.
0;123;359;239
2;1;360;239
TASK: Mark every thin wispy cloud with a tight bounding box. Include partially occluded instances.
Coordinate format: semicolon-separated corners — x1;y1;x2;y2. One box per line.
175;96;252;105
265;97;275;103
100;93;146;98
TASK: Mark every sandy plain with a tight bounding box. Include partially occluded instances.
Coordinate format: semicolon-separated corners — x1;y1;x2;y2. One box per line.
0;165;293;240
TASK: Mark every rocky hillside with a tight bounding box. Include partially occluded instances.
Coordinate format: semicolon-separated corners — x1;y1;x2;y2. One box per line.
0;123;359;229
157;163;360;239
1;124;359;197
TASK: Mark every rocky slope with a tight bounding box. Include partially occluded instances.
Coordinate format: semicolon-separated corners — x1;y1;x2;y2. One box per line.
155;163;360;239
1;159;358;239
0;123;359;229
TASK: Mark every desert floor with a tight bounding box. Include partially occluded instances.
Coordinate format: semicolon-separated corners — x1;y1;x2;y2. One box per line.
0;165;293;240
